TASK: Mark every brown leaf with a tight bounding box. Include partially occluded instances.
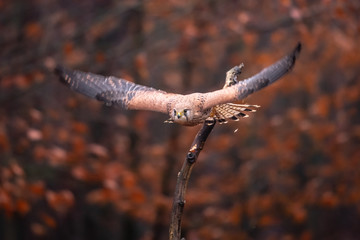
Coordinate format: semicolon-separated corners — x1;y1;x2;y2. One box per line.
46;190;74;214
72;121;88;134
27;128;43;141
130;188;146;203
29;181;45;197
24;22;43;40
40;213;57;228
16;199;30;215
31;223;47;236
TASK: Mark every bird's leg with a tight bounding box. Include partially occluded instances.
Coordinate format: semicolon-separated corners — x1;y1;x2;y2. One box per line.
205;118;216;125
224;63;245;88
212;63;247;124
164;119;174;123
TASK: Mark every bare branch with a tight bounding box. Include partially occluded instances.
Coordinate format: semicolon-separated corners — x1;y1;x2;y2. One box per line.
169;121;216;240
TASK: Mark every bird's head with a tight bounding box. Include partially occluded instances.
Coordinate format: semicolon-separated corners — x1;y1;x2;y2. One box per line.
170;108;194;124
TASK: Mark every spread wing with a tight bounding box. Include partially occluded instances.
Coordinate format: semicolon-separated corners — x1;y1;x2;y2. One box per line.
202;43;301;109
55;66;177;113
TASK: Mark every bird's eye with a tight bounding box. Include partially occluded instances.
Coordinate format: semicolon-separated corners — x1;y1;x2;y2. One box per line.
183;109;188;115
173;109;176;116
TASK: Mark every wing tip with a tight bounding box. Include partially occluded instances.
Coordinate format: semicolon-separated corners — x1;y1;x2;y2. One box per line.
54;65;71;85
293;42;302;59
54;64;64;75
284;42;302;74
291;42;302;64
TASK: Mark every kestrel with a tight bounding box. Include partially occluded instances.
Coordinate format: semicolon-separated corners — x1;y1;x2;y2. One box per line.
55;43;301;126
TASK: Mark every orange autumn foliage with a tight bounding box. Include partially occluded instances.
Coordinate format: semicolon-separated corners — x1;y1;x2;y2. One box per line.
0;1;359;239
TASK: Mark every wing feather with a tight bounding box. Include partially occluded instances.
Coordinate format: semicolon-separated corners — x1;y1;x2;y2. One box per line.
202;43;301;109
212;103;260;123
55;66;174;113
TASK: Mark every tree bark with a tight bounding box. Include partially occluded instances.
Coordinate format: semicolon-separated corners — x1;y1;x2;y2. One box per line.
169;122;216;240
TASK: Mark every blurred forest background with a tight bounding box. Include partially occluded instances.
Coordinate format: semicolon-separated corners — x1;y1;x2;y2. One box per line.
1;0;360;239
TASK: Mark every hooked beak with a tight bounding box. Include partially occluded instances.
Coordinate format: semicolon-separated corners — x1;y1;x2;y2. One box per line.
177;111;183;119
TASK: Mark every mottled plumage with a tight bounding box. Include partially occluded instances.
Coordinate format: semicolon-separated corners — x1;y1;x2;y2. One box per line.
55;43;301;126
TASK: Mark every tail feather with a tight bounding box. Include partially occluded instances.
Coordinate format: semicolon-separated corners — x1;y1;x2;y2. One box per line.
212;103;259;124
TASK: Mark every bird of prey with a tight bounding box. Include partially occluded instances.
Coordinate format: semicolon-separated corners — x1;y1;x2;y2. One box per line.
55;43;301;126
